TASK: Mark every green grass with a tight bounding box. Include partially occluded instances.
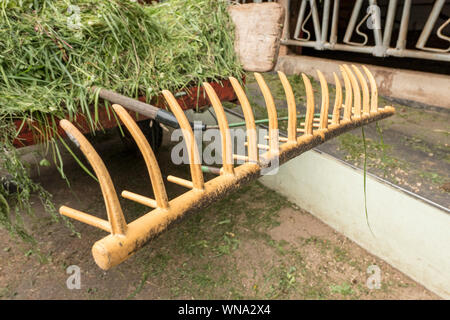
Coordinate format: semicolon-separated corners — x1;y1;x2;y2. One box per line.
338;130;403;177
0;285;17;299
338;129;449;189
330;282;355;296
419;171;445;185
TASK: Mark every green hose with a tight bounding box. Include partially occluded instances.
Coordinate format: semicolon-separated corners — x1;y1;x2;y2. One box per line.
207;113;331;129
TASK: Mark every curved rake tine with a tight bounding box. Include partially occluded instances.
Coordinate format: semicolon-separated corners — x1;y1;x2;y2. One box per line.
331;72;343;125
229;77;258;163
352;65;370;116
362;65;378;114
277;71;297;143
254;72;279;154
162;90;204;190
112;104;169;209
300;73;315;135
59;120;127;235
340;66;353;122
343;64;361;119
317;70;330;130
203;82;234;175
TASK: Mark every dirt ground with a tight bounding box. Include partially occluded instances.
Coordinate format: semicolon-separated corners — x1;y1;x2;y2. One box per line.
0;128;439;299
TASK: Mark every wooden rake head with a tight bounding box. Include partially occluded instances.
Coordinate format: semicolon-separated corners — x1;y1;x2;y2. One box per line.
59;65;394;270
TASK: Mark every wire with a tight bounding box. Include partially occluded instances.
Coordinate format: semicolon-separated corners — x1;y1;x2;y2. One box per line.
206;113;331;129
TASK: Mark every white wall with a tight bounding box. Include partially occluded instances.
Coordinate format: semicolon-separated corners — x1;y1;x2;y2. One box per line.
260;150;450;299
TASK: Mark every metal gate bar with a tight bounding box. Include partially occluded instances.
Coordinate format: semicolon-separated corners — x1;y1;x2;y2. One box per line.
280;0;450;62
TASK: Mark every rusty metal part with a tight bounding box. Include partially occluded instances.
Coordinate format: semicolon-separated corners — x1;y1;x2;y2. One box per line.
59;66;395;270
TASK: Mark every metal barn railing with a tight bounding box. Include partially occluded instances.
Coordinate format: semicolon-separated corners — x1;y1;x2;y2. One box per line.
279;0;450;62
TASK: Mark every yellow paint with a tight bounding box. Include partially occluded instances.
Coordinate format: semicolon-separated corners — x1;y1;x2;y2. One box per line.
59;120;127;235
113;104;169;209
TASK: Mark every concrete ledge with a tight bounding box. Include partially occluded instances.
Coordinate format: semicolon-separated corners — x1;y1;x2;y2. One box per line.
275;55;450;109
260;149;450;299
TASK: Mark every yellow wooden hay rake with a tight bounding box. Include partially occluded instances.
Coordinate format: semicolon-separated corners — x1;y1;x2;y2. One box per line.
59;65;395;270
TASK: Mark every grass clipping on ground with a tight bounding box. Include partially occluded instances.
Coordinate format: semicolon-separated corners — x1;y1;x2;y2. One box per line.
0;0;243;241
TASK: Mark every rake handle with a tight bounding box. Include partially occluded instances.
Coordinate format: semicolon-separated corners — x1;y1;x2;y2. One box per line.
91;86;183;129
